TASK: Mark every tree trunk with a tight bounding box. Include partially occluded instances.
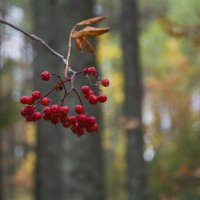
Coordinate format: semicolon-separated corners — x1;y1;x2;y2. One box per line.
0;18;3;200
121;0;148;199
32;1;104;200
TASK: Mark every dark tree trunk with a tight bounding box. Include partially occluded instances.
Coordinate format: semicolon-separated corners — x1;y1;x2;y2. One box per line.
0;3;7;199
61;1;105;200
121;0;148;199
32;1;64;199
0;21;3;200
32;1;104;200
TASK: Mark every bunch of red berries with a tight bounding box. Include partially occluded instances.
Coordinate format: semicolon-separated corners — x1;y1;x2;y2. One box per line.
20;69;110;137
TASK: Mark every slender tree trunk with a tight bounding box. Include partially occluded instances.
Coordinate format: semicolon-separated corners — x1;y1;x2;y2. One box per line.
121;0;148;199
61;1;105;200
32;1;67;199
0;3;6;199
0;20;3;200
32;1;104;200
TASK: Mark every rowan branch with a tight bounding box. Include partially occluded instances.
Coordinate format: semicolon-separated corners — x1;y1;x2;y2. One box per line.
0;18;67;64
65;25;77;78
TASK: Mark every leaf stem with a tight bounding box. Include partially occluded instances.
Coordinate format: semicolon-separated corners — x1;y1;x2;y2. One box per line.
65;25;77;78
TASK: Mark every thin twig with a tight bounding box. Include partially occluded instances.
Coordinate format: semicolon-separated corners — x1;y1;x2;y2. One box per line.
0;19;67;64
73;89;83;105
65;25;77;78
61;94;67;106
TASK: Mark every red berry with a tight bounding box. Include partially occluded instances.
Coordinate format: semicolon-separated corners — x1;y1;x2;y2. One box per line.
75;105;84;114
20;107;27;117
86;116;96;126
51;104;60;113
32;90;41;99
51;118;59;124
26;115;33;122
24;106;35;116
43;106;51;115
60;116;67;123
60;106;69;115
77;129;85;136
41;97;50;106
68;116;77;125
51;112;60;119
81;85;90;94
63;121;71;128
71;125;85;136
27;97;34;105
91;123;99;132
77;114;87;124
98;94;107;103
32;112;42;121
88;95;98;104
101;79;110;87
20;96;29;104
83;68;88;73
85;90;94;99
86;123;99;132
41;71;51;81
87;67;97;75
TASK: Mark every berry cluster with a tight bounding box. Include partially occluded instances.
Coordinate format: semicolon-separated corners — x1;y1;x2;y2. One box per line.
20;68;110;137
81;85;107;104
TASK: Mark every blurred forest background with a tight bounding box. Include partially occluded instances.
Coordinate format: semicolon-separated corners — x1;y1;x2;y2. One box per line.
1;0;200;200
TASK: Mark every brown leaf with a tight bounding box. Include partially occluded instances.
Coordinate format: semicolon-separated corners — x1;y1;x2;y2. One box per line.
74;36;95;53
81;37;95;53
72;26;110;38
75;38;83;51
77;16;106;26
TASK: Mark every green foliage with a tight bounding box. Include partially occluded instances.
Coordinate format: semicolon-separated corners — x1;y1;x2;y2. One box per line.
141;0;200;199
0;61;19;129
141;21;169;70
0;96;18;128
168;0;200;25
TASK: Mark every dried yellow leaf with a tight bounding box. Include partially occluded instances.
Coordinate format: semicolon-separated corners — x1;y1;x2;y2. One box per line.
82;37;95;53
75;38;83;51
77;16;106;26
72;26;110;38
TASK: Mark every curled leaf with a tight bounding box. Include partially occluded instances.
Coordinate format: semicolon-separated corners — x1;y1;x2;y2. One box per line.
77;16;106;26
74;37;95;53
81;37;95;53
72;26;110;38
75;38;83;51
